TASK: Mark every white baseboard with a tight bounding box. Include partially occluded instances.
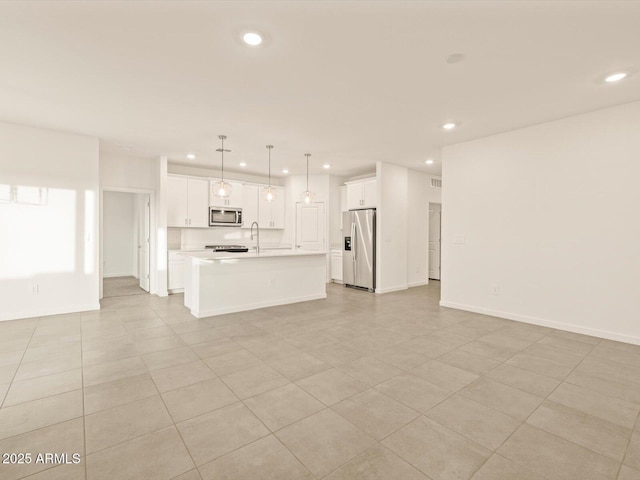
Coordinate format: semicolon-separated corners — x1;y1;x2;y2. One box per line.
0;303;101;322
439;300;640;346
103;272;135;278
408;280;428;288
192;293;327;318
376;284;408;294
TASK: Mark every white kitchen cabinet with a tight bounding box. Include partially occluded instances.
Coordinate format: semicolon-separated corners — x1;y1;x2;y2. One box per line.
167;176;210;227
167;176;189;227
209;180;243;208
258;186;285;229
168;252;185;292
188;179;209;227
346;178;377;210
241;185;259;228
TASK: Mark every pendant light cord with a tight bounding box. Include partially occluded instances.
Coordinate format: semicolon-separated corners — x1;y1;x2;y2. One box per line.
217;135;230;184
266;145;274;188
305;153;311;191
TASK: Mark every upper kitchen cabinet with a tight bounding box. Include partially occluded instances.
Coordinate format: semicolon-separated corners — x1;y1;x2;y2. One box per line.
346;178;377;210
167;175;209;228
241;184;259;227
258;186;285;229
209;180;243;208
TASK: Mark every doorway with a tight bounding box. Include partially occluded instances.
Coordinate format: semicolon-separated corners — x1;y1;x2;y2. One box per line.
295;202;326;251
102;190;151;298
428;203;441;280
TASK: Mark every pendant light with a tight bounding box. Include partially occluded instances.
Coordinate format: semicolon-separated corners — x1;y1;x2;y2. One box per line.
263;145;276;202
213;135;232;198
301;153;315;205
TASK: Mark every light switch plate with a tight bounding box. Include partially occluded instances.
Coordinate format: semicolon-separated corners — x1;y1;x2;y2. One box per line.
454;234;465;244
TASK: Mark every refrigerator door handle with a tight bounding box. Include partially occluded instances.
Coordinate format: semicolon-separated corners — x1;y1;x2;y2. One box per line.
351;221;357;283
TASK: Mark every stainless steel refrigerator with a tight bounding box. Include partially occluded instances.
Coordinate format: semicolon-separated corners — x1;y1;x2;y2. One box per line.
343;209;376;292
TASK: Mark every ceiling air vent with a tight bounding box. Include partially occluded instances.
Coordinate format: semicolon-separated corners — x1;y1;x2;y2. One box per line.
431;178;442;188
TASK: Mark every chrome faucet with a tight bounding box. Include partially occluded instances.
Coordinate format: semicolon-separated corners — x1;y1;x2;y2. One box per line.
250;221;260;254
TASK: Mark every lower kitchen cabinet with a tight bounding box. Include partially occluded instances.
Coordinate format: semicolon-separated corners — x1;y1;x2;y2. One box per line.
168;252;186;292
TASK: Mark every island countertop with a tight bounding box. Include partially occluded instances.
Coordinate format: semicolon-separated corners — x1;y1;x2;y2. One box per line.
183;249;327;262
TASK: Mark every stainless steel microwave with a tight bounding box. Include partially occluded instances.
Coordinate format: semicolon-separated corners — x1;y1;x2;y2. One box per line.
209;207;242;227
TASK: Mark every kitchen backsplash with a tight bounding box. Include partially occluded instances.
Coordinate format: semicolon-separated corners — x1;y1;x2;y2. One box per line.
168;227;286;250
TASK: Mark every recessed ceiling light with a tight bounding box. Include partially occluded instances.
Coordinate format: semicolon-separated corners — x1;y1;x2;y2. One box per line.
425;159;434;165
322;164;331;169
239;162;247;167
282;169;289;174
442;122;456;130
605;72;627;83
242;32;262;46
117;145;132;151
187;153;196;160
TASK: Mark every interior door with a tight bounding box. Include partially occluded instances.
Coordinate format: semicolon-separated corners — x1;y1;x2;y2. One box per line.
138;194;150;292
296;202;325;251
429;203;441;280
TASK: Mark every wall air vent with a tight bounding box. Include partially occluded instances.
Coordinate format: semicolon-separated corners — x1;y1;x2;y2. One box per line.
431;178;442;188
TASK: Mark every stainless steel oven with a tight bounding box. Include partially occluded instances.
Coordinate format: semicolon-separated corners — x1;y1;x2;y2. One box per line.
209;207;242;227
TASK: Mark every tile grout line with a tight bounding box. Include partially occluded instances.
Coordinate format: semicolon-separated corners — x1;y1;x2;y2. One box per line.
80;312;89;480
379;321;551;479
136;308;200;478
0;321;38;409
618;395;640;475
466;333;614;480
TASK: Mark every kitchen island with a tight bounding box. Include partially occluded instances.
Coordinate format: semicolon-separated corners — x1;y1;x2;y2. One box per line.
182;250;327;318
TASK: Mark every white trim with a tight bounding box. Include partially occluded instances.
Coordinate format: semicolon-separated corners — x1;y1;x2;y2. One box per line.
0;303;100;322
376;284;408;294
103;272;136;278
100;186;156;299
191;293;327;318
408;280;428;288
439;300;640;346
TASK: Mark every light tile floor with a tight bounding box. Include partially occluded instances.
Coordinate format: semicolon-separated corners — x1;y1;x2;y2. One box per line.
102;276;147;298
0;283;639;480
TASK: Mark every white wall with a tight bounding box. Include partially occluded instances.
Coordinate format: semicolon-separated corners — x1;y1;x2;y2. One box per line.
376;162;408;293
328;175;346;249
407;171;430;287
155;156;169;296
100;152;156;190
0;122;100;321
103;191;136;277
441;101;640;345
426;175;442;204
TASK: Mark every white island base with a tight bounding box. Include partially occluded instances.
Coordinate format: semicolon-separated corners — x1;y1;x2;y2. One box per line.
183;250;327;318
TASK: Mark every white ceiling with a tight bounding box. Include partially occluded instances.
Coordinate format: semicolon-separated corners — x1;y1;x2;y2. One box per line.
1;1;639;178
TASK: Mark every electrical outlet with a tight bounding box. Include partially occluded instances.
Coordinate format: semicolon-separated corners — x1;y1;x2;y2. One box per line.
490;284;500;295
30;284;39;294
269;278;276;287
454;234;466;245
